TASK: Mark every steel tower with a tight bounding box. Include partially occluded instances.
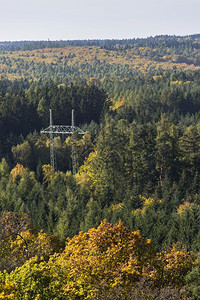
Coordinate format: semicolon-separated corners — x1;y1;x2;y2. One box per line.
41;109;85;174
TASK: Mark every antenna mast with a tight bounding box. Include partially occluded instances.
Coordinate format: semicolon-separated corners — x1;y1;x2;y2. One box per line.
41;109;85;174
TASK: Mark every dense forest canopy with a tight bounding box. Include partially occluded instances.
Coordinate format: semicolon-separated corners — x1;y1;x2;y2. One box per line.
1;34;200;298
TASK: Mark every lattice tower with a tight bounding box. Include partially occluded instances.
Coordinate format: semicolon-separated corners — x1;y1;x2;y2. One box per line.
41;109;85;174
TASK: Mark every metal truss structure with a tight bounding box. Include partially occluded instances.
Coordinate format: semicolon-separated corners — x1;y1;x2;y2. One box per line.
41;125;85;135
41;109;85;174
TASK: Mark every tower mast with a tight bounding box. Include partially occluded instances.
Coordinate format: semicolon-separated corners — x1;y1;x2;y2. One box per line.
71;109;78;175
49;109;57;171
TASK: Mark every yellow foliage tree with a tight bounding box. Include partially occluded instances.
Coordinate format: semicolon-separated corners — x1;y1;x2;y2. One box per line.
77;151;98;191
156;243;198;288
10;164;25;182
42;164;56;183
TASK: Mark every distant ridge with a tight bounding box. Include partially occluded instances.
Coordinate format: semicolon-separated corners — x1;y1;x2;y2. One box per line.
0;34;200;51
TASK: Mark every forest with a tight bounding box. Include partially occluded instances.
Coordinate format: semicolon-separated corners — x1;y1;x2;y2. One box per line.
1;35;200;298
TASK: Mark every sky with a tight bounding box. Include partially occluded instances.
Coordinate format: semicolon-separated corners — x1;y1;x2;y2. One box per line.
0;0;199;41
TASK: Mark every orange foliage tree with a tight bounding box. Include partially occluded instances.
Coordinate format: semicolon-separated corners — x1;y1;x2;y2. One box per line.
51;220;157;298
0;220;197;299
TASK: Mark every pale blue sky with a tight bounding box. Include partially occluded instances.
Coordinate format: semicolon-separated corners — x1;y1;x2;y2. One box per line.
0;0;199;41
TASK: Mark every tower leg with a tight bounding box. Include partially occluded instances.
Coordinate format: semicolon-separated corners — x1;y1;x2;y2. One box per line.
49;109;57;171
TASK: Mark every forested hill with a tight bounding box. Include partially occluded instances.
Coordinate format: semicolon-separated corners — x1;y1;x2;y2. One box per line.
0;34;200;83
1;34;200;298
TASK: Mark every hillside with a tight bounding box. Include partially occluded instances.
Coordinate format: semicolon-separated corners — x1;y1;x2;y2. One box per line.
1;35;200;83
1;35;200;298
